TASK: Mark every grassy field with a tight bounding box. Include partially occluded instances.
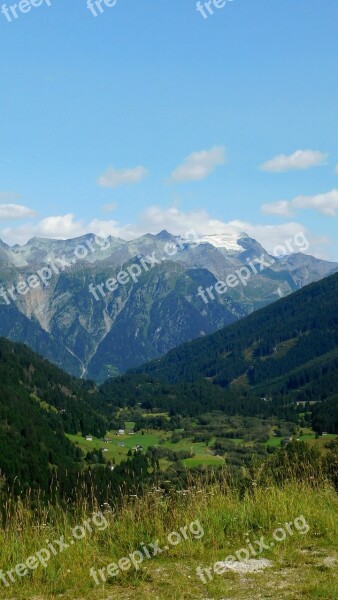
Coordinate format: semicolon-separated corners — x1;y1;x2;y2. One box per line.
67;431;164;465
0;479;337;599
182;455;224;467
266;428;337;451
67;426;221;467
68;421;337;470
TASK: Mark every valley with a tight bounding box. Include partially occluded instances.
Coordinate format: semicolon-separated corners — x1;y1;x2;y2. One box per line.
1;271;338;495
67;414;337;471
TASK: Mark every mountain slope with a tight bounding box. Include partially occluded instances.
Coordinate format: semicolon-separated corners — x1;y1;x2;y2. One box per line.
1;231;337;380
128;272;338;430
133;272;338;382
0;337;107;492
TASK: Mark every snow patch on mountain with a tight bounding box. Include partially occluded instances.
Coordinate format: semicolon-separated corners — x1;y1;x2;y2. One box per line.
196;233;249;252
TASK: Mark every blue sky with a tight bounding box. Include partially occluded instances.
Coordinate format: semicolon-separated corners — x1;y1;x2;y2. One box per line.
0;0;337;259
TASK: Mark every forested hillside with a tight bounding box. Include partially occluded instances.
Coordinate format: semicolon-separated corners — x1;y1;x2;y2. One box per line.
121;272;338;432
132;272;338;382
0;338;108;492
0;337;154;501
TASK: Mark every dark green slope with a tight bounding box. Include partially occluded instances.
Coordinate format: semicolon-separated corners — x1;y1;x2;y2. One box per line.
0;338;107;491
132;272;338;383
124;273;338;431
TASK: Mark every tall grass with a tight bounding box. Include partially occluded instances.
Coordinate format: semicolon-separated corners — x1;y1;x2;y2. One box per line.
0;466;337;599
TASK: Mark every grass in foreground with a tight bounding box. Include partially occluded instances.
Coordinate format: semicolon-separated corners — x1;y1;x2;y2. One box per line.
0;477;337;599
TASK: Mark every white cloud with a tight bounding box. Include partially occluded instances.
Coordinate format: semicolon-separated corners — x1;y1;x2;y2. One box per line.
261;200;294;217
170;146;226;182
98;166;148;188
134;207;331;259
0;205;332;260
130;205;229;238
0;214;124;245
0;204;36;221
292;189;338;217
263;189;338;219
260;150;328;172
1;214;85;244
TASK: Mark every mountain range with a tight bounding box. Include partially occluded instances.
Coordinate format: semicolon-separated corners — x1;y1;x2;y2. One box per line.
1;270;337;494
0;231;337;382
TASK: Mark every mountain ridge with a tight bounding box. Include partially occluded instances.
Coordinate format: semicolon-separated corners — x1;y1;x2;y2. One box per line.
132;270;338;384
0;231;337;381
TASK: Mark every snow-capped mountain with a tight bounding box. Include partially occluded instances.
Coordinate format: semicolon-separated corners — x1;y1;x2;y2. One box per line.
0;230;337;382
196;232;249;252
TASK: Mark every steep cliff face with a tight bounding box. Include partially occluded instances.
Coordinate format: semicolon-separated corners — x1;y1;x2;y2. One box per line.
0;231;337;381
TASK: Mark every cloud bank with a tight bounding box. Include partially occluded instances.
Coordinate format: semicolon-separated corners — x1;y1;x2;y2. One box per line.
0;205;332;260
262;189;338;218
261;150;328;173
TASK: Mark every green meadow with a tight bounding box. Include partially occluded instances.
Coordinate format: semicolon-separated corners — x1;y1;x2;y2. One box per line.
67;417;337;470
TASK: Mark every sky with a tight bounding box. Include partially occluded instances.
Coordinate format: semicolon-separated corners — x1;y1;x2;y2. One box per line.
0;0;337;259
